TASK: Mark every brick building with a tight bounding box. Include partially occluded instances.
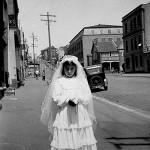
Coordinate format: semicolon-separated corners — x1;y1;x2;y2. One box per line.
67;24;123;67
91;39;123;72
122;2;150;73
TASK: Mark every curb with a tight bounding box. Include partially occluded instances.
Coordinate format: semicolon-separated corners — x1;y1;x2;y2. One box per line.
106;74;150;78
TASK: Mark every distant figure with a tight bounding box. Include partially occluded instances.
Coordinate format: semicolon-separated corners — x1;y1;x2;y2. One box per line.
35;70;39;79
42;70;45;81
120;66;124;75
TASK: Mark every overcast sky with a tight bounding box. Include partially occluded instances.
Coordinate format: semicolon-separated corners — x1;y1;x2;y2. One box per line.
18;0;150;56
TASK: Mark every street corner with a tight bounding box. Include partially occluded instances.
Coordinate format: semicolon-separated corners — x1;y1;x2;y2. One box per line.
0;102;2;110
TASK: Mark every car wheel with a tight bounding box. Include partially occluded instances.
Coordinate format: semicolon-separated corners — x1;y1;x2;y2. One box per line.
104;86;108;91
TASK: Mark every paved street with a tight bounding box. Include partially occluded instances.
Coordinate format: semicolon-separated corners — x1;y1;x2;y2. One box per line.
0;64;150;150
94;74;150;113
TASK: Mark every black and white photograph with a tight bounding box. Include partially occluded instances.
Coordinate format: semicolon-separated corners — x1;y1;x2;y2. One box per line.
0;0;150;149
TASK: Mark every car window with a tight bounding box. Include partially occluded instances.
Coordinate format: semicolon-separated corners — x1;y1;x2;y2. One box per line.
86;67;101;74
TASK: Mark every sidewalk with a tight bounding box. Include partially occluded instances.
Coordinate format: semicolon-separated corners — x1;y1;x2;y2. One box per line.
0;76;50;150
107;73;150;78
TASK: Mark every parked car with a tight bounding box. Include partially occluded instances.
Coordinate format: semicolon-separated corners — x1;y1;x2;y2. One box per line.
84;64;108;91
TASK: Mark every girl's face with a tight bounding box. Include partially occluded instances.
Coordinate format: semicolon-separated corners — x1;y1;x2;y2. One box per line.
64;63;76;78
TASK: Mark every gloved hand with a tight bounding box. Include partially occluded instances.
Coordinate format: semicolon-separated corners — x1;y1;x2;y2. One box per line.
68;100;76;107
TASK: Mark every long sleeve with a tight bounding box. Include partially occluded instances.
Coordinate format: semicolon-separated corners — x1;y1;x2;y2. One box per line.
76;79;92;105
52;81;69;107
77;89;91;105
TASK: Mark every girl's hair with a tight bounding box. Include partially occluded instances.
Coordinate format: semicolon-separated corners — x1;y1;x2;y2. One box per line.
62;61;77;77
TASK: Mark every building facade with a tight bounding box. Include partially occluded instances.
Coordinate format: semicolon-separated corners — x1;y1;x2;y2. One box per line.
68;24;123;67
91;39;122;72
122;2;150;73
0;0;9;97
7;0;21;88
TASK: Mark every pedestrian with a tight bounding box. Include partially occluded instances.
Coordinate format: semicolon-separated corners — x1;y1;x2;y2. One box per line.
35;70;39;79
41;55;97;150
42;70;45;81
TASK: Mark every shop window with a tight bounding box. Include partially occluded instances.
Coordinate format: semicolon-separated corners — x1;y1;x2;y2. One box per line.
126;57;130;69
139;55;143;67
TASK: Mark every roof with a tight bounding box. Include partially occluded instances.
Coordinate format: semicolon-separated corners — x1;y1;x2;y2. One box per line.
84;24;122;29
93;42;118;53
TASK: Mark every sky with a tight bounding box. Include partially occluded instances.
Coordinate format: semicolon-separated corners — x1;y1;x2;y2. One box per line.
17;0;150;56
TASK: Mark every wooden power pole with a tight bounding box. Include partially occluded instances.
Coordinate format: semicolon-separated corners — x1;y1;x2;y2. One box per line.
40;12;56;64
30;33;38;77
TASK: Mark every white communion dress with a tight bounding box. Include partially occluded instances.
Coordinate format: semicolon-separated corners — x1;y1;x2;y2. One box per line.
51;77;97;150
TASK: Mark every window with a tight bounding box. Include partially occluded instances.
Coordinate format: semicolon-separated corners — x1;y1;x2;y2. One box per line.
137;14;142;28
100;30;103;34
117;38;121;42
108;29;111;34
102;38;105;42
117;29;120;33
126;57;130;69
93;52;97;61
130;20;133;31
125;23;128;34
134;37;137;50
126;41;128;53
131;38;134;51
133;17;137;29
91;30;94;35
135;55;138;68
138;34;142;47
108;38;112;42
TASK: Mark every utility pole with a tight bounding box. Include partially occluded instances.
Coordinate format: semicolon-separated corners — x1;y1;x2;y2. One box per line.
40;12;56;78
30;33;38;77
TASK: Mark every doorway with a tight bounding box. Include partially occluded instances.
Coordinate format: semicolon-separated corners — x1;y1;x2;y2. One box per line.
147;59;150;73
131;54;135;72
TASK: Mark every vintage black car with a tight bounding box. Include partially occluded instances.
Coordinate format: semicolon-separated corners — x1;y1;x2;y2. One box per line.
84;64;108;91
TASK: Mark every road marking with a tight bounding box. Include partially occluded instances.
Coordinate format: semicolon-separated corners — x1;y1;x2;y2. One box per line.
93;95;150;120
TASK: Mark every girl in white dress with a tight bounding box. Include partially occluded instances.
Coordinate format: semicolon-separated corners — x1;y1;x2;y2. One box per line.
41;55;97;150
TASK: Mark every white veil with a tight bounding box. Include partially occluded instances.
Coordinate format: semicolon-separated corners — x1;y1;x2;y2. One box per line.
41;55;97;134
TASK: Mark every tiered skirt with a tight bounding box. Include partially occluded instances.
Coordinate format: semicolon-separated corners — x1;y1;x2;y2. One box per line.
50;104;97;150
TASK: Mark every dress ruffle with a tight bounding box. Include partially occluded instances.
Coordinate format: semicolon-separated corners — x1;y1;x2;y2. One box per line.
51;127;97;149
51;144;97;150
50;104;97;149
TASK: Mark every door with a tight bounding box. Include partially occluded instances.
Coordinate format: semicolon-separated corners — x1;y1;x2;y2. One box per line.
147;59;150;73
131;54;135;72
